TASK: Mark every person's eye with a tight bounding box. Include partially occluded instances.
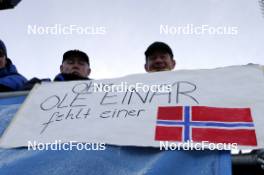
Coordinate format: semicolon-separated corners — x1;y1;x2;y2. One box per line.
0;51;4;57
66;60;74;64
148;56;155;61
160;55;166;59
78;61;85;65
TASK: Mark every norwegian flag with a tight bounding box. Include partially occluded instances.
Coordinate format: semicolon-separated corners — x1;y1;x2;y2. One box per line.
155;106;257;146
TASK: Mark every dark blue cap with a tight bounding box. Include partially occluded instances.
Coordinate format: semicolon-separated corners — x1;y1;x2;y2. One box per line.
145;41;173;59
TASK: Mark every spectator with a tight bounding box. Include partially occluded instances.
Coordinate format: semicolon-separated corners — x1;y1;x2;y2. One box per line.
144;41;175;72
54;50;91;81
0;40;27;92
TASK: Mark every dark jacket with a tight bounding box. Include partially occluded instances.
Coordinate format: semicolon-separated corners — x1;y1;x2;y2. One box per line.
22;77;51;90
23;73;89;91
54;73;90;81
0;58;27;92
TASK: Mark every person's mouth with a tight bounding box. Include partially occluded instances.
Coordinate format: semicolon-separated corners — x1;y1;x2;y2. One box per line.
71;71;81;76
153;65;167;70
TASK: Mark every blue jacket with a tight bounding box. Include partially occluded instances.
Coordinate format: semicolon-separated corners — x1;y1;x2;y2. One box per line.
0;59;27;92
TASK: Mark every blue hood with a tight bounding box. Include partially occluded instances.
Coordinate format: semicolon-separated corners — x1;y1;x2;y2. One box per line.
0;58;27;91
0;59;19;77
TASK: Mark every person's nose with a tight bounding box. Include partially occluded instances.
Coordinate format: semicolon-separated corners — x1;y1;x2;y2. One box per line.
72;62;81;68
153;56;163;63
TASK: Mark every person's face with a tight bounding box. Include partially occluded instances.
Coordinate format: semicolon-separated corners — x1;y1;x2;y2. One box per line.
60;57;91;78
145;51;175;72
0;51;6;69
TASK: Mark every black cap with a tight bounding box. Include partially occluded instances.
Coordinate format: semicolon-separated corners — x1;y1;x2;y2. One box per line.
0;40;7;57
145;41;173;58
63;50;90;65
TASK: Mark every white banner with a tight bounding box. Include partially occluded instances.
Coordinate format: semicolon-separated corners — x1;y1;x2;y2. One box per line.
1;65;264;150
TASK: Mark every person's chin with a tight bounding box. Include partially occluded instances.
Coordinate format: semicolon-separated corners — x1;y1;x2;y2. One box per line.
151;68;170;72
71;71;81;76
